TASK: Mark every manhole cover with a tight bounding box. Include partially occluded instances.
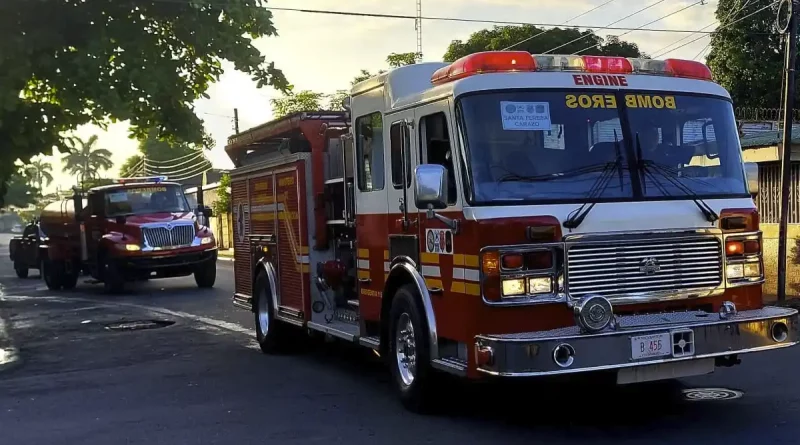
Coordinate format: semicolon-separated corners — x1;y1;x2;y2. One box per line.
105;320;175;332
682;388;744;401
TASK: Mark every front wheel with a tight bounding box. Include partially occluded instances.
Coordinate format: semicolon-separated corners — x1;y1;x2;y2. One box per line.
14;261;28;279
194;259;216;288
42;259;64;290
388;284;438;413
103;259;125;294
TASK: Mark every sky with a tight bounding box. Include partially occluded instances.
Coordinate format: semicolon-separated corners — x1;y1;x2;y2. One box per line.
39;0;724;193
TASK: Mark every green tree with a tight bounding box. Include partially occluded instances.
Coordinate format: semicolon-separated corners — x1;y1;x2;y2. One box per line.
4;170;38;208
443;25;644;62
213;173;232;216
0;0;290;207
387;52;422;68
62;135;114;185
120;130;206;178
24;160;54;196
706;0;784;109
270;90;326;118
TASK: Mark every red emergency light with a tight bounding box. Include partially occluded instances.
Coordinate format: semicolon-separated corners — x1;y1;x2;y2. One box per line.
431;51;537;85
664;59;713;81
580;56;633;74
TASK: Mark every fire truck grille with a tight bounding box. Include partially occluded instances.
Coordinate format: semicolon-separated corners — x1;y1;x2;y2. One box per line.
566;236;723;299
142;225;196;248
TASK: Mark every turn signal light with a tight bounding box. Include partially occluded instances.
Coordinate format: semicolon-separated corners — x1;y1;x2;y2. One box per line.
726;240;745;256
744;240;760;254
482;251;500;277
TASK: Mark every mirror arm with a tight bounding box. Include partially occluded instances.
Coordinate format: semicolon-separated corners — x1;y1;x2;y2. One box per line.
426;206;460;234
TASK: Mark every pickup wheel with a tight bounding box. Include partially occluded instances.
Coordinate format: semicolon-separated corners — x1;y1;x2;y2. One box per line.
194;259;216;288
42;259;64;290
254;271;291;354
388;284;439;413
102;260;125;294
14;261;29;279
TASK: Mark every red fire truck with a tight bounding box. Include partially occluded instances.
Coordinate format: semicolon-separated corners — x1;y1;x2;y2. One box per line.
228;52;798;412
38;177;217;293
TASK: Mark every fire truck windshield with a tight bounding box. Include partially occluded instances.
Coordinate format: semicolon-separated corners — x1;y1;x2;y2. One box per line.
104;184;191;216
457;90;748;205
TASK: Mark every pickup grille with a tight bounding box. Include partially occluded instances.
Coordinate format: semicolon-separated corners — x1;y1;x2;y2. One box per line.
566;236;723;299
142;225;196;248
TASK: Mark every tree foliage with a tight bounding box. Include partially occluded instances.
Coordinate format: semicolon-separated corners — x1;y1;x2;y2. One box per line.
0;0;289;207
270;90;327;118
387;52;422;68
213;172;232;216
443;25;644;62
4;170;39;208
707;0;784;109
62;135;114;185
24;160;54;196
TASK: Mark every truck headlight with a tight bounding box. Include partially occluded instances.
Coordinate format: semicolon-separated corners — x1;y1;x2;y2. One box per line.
726;264;744;279
200;237;214;245
117;244;140;251
502;279;525;296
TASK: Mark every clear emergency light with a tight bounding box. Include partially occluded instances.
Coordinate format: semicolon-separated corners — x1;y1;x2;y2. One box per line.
114;176;169;184
430;51;713;85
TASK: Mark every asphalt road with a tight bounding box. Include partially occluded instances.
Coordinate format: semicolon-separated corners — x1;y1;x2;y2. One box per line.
1;233;800;444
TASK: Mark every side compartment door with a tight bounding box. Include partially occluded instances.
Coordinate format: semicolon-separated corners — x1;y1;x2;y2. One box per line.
415;104;466;298
354;112;389;321
386;113;420;271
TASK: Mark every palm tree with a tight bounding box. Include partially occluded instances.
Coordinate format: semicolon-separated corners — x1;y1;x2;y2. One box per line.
25;160;54;196
62;135;114;185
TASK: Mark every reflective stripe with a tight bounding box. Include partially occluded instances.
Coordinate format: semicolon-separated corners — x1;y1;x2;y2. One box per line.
384;262;391;272
452;267;465;280
422;265;441;277
357;270;370;280
296;255;310;264
357;259;370;270
464;255;480;268
421;252;439;264
358;248;370;259
464;269;480;282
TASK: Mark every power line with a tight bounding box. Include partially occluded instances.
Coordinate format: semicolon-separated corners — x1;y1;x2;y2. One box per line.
573;0;707;55
143;0;753;35
543;0;668;54
652;0;778;58
503;0;619;50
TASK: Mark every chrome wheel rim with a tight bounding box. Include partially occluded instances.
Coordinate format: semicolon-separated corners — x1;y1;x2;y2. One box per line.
257;286;270;335
395;312;417;386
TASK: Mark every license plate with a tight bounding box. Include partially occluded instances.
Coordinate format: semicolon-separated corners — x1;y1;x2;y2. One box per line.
631;333;671;360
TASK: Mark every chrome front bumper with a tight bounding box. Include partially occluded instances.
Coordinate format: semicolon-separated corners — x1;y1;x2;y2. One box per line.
475;306;799;377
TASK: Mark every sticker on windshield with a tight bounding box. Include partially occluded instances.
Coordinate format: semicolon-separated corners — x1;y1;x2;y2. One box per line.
108;192;127;203
500;101;551;131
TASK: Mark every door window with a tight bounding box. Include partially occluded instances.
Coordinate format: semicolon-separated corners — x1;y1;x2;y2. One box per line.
356;112;385;192
390;122;411;189
419;112;457;205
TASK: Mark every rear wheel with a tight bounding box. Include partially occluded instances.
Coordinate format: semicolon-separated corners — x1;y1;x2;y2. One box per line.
61;268;79;290
194;259;216;288
254;271;291;354
42;259;64;290
389;284;438;413
14;261;28;279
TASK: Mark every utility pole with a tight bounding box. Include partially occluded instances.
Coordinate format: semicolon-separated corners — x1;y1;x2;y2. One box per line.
415;0;423;59
233;108;240;134
777;0;797;302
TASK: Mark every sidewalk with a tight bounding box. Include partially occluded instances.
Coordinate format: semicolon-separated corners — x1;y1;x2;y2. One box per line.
218;248;234;262
0;291;21;373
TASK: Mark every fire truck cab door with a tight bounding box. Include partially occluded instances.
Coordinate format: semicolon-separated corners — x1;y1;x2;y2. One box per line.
386;112;420;264
415;103;462;294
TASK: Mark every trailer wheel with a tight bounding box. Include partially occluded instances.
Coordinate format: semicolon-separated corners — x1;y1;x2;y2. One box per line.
194;259;216;288
103;259;125;294
388;284;438;413
42;259;64;290
14;261;29;279
254;271;290;354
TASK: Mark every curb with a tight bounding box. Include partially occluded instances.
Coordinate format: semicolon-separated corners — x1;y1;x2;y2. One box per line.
218;256;234;263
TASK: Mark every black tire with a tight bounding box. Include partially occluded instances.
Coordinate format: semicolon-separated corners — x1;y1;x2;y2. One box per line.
194;259;216;288
14;261;28;279
103;259;125;294
388;284;438;413
42;259;64;290
61;270;79;290
254;272;291;354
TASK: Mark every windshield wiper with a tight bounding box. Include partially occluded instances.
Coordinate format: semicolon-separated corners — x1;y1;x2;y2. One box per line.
634;133;719;223
563;131;625;230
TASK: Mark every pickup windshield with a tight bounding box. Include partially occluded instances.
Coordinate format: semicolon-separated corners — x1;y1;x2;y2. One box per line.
458;90;748;204
105;184;191;216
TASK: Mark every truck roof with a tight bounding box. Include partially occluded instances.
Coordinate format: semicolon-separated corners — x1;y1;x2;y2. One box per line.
89;181;182;193
351;53;731;114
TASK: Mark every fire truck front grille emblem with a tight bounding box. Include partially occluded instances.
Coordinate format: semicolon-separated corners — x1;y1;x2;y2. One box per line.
566;236;723;299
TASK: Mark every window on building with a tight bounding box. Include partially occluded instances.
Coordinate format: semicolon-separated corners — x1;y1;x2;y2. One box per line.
390;122;411;189
356;112;385;192
419;112;457;205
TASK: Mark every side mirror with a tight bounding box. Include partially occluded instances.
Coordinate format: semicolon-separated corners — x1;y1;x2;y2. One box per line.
197;206;213;218
414;164;448;210
744;162;759;195
115;215;127;225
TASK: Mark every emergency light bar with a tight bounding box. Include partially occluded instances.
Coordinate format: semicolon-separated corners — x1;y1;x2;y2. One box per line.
114;176;169;184
430;51;713;85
